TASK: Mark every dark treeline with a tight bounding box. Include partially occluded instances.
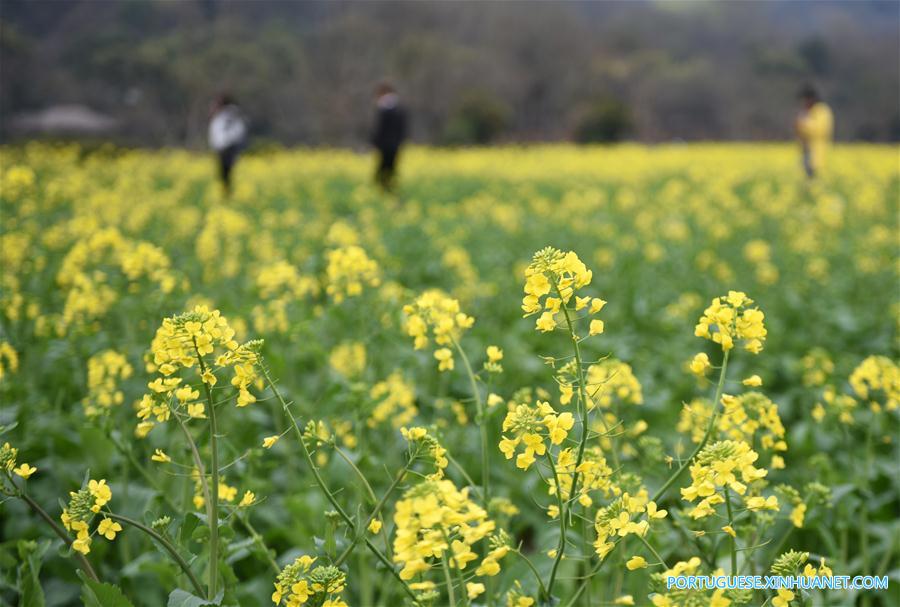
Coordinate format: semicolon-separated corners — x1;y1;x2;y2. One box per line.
1;0;898;146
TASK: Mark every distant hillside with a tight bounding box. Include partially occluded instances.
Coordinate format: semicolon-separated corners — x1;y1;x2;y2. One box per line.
1;0;897;145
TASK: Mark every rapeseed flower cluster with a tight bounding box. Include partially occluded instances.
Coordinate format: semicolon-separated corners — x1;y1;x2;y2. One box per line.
0;341;18;380
850;355;899;412
368;371;417;428
812;385;858;424
593;490;667;559
800;348;834;387
56;228;178;332
678;393;787;467
694;291;766;353
195;206;251;280
83;350;133;418
60;479;120;554
402;290;474;371
252;260;319;334
498;401;574;470
1;441;37;480
272;555;348;607
522;247;605;333
325;245;381;303
392;478;505;581
548;446;615;509
680;440;776;519
401;427;448;478
329;341;367;378
136;305;261;436
584;359;643;409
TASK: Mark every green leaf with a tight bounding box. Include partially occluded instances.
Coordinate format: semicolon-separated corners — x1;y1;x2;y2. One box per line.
167;588;223;607
79;573;136;607
180;512;205;554
17;539;49;607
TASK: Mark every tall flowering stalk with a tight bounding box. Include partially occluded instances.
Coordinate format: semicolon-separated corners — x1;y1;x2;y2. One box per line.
653;291;767;504
137;305;262;600
519;247;609;598
403;290;493;503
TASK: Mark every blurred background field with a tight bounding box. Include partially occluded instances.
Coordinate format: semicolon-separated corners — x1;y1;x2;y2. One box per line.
1;143;898;605
1;1;899;606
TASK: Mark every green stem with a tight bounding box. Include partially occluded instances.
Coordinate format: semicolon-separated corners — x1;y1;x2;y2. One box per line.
860;423;874;607
545;450;567;598
10;476;99;582
556;283;616;465
724;488;737;574
106;512;205;597
260;365;418;603
235;512;280;574
442;551;458;607
515;549;549;602
637;534;669;569
652;349;730;504
545;281;602;600
561;539;621;607
193;339;219;600
451;337;490;504
581;504;592;607
333;444;377;503
442;529;470;607
335;464;409;566
172;409;212;519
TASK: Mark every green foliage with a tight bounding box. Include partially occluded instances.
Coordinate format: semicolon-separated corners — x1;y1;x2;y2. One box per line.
443;91;511;145
80;575;135;607
167;589;223;607
2;3;898;143
0;144;897;606
573;99;632;143
17;540;49;607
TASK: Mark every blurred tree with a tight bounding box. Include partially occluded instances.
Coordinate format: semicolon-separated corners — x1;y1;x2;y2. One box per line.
442;91;511;145
0;0;896;144
573;98;632;143
798;36;832;76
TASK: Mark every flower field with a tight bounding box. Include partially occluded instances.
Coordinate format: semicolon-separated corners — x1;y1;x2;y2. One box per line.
0;143;897;607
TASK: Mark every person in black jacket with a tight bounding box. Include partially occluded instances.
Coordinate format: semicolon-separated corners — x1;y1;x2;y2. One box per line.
370;82;407;192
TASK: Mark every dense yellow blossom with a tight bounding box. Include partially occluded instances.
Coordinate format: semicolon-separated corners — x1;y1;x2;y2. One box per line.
499;401;574;470
83;350;133;418
593;490;666;559
60;478;117;554
850;355;899;411
522;247;604;333
368;371;418;428
325;245;381;303
402;290;474;371
680;440;776;519
0;341;18;380
694;291;767;353
329;341;367;378
272;556;348;607
392;478;505;582
136;305;262;435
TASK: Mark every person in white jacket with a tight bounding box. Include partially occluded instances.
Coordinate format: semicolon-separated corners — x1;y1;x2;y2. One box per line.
208;94;247;196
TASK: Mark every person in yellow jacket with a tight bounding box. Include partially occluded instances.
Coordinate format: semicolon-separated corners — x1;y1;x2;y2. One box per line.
795;84;833;178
